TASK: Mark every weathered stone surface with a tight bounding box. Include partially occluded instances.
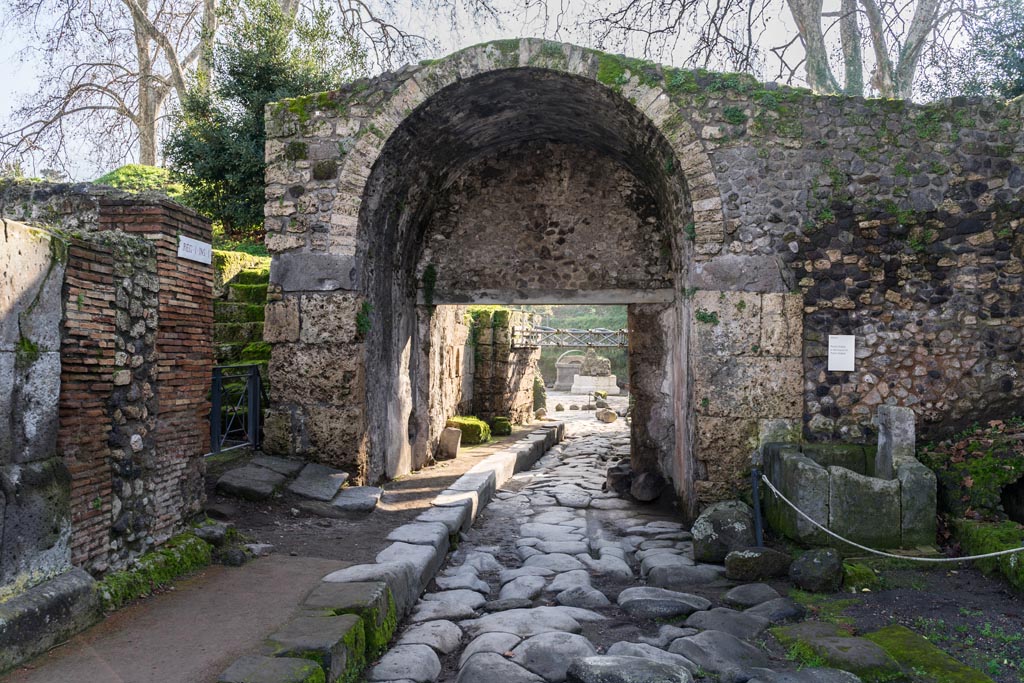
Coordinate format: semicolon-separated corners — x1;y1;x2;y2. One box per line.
251;455;305;477
647;563;724;589
378;542;444;586
287;463;349;501
774;623;899;681
744;597;805;624
270;252;358;292
216;466;286;501
194;522;230;547
828;466;901;549
724;547;792;581
789;548;843;593
616;587;711;619
565;656;693;683
547;570;591;592
555;586;610;608
511;632;597;682
500;575;547;601
895;457;937;547
388;522;450;550
875;405;915;479
764;449;829;544
629;471;666;502
217;655;324;683
691;501;756;563
457;652;544;683
367;644;441;682
322;562;420;617
668;629;769;675
684;607;769;640
264;614;362;683
524;553;585;572
604;642;697;673
595;409;617;423
396;619;463;654
722;583;780;609
418;505;469;535
461;607;583;638
437;427;463;461
331;486;382;513
746;668;863;683
483;598;534;612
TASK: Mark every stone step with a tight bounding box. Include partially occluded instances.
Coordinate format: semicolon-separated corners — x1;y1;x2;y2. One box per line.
228;282;268;303
214;321;264;345
287;463;350;501
303;580;397;658
232;267;269;285
263;614;366;683
214;301;266;324
217;655;323;683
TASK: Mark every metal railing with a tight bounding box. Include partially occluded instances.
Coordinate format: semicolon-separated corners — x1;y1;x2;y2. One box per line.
209;364;265;455
512;326;629;348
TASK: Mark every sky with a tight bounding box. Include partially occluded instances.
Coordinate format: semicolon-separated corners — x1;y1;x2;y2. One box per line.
0;0;806;181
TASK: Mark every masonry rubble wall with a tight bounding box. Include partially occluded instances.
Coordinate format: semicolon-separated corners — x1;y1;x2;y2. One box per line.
421;305;474;467
1;182;213;580
471;309;541;425
262;39;1024;506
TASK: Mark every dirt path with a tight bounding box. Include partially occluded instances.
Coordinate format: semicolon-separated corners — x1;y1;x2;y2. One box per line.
2;556;345;683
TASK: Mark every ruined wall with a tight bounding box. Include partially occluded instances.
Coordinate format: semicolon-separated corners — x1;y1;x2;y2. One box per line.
421;305;473;465
0;220;69;598
471;309;541;424
263;40;1023;506
1;182;212;577
419;142;671;294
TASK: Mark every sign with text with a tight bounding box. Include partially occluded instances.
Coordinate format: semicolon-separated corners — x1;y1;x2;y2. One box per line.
828;335;856;372
177;235;212;264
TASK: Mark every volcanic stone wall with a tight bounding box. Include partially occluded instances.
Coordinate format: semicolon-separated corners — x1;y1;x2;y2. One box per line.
471;309;541;424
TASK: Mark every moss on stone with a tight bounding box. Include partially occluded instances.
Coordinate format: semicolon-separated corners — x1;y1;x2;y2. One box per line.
491;416;513;436
338;619;367;683
843;563;880;592
447;416;491;445
334;590;396;660
96;534;212;611
14;337;40;368
950;519;1024;592
228;283;269;304
864;624;994;683
355;301;372;339
240;341;272;362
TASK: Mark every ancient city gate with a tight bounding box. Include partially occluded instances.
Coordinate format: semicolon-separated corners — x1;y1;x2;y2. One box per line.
263;40;1024;518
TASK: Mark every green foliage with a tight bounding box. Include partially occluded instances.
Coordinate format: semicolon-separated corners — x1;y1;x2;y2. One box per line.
240;341;271;361
786;641;828;669
723;106;747;125
533;376;546;412
907;228;936;253
94;164;184;198
447;416;491;445
695;308;719;325
490;416;513;436
96;534;212;611
918;419;1024;518
14;336;40;368
683;221;696;241
355;301;372;339
843;562;880;592
165;0;364;241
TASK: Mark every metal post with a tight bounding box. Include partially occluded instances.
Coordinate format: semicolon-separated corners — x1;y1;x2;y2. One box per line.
247;364;260;449
751;467;765;548
211;366;223;454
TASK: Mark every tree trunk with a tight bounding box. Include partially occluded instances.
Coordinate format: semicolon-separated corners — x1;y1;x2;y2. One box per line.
840;0;863;96
134;3;158;165
786;0;841;94
196;0;218;90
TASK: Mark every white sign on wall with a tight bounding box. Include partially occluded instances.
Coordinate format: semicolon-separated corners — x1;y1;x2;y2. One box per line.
177;235;212;264
828;335;856;372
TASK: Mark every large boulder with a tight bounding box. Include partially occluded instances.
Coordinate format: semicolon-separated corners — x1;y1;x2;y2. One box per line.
691;501;756;563
789;548;843;593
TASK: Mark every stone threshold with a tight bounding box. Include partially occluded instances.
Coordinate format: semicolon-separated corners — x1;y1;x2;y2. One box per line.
216;422;567;683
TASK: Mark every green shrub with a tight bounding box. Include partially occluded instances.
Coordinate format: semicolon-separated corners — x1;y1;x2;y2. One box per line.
490;416;512;436
94;164;184;198
446;416;491;445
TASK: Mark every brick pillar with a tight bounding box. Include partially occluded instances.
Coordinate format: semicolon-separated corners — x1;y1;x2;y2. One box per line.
99;198;214;538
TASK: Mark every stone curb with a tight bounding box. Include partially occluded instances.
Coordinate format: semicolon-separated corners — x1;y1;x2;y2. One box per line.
217;423;566;683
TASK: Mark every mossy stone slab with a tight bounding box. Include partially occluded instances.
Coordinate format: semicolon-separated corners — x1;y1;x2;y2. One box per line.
264;614;364;683
218;655;325;683
864;624;994;683
771;622;900;683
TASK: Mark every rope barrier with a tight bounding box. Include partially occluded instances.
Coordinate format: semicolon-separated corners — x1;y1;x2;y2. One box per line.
759;474;1024;564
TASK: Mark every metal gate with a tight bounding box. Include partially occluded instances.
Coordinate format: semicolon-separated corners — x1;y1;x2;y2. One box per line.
209;364;265;454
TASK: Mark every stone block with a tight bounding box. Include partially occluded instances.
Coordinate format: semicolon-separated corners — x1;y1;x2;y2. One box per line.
687;254;791;293
264;614;364;683
331;486;382;513
0;221;65;352
0;458;72;590
263;298;300;343
322;561;421;617
299;293;361;345
875;405;915;480
416;504;470;535
2;351;61;465
693;356;802;419
765;451;829;545
216;465;287;501
218;655;325;683
690;290;762;358
270;252;358;291
437;427;462;460
828;466;902;549
287;463;349;501
303;580;396;657
376;542;444;591
760;293;803;357
0;568;101;672
696;416;758;485
895;458;937;548
387;522;450;552
301;405;366;473
269;344;363;406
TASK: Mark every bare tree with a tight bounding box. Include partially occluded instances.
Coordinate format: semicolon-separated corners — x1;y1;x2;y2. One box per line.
580;0;986;98
0;0;502;174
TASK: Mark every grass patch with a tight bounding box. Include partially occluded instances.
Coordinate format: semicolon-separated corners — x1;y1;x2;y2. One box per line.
865;624;994;683
789;589;859;626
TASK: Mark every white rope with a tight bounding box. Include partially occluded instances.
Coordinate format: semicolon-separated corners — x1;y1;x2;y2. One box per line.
759;474;1024;563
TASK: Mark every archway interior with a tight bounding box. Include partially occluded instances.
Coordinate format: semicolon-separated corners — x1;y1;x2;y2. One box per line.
356;67;693;485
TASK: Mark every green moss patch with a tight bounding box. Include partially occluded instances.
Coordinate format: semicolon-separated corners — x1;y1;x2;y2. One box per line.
228;283;269;304
335;590;396;660
865;625;993;683
240;341;272;362
490;416;512;437
951;518;1024;592
96;534;212;611
918;419;1024;519
447;416;491;445
843;563;880;592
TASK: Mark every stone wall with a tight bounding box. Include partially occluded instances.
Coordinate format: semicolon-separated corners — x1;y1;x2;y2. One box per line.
471;309;541;424
1;182;213;578
263;39;1023;508
421;305;474;465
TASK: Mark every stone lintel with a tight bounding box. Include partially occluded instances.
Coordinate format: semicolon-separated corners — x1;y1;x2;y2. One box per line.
271;253;359;292
419;288;676;305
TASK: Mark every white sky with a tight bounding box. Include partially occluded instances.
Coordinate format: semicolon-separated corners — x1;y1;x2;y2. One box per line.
0;0;811;180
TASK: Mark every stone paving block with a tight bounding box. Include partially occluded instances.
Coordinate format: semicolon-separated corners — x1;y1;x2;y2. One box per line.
331;486;382;513
457;652;545;683
322;562;420;617
217;466;287;501
511;631;597;682
366;644;440;682
302;580;396;657
387;522;450;551
417;504;470;535
288;463;349;501
565;656;693;683
396;619;463;654
251;455;305;477
264;614;364;683
218;655;325;683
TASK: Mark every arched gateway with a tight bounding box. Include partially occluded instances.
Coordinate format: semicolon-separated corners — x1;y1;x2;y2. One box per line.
262;39;1024;518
